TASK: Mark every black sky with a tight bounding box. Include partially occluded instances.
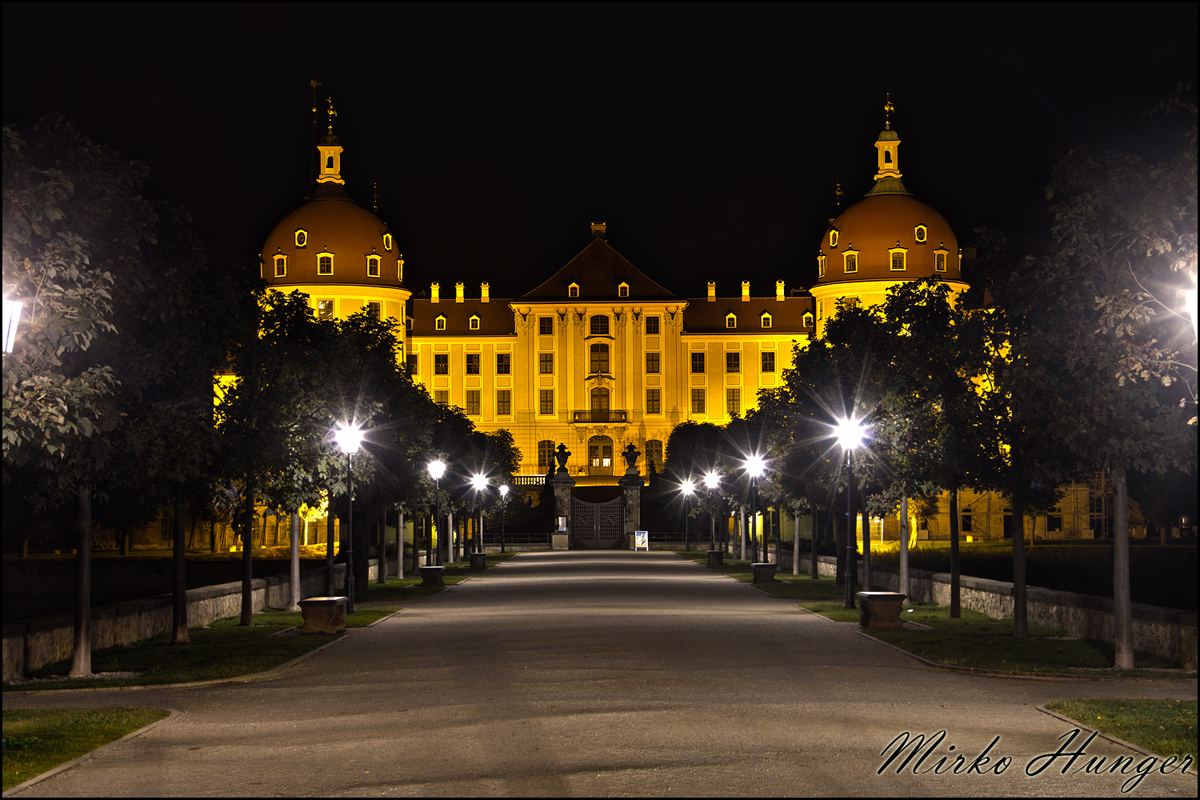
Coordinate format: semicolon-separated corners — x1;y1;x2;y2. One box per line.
3;3;1196;299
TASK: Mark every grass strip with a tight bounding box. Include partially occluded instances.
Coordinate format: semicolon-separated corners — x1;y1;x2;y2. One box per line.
1045;698;1197;762
2;707;170;791
680;551;1194;678
5;606;399;692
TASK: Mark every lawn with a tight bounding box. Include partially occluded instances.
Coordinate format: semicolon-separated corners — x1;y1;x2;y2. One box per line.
1046;698;1197;765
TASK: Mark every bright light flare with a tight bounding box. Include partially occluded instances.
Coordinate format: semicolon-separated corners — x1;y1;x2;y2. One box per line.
3;298;21;354
499;484;510;499
427;459;446;481
743;454;767;479
470;473;488;493
681;478;696;496
704;471;720;490
834;416;868;451
1184;274;1197;341
333;423;365;454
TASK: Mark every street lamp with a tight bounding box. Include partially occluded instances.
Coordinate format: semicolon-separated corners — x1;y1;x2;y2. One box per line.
470;474;488;555
498;484;510;553
427;459;446;566
744;454;767;563
681;478;696;551
834;415;868;609
704;471;721;551
333;423;365;613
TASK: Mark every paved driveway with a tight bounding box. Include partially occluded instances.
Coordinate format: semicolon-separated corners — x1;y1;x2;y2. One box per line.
5;551;1197;797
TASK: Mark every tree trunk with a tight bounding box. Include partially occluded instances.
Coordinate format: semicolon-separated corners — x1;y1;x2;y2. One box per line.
288;511;301;611
396;507;405;579
1011;492;1027;638
240;478;254;625
69;483;93;678
810;508;819;580
171;496;190;643
949;487;960;618
1113;468;1134;669
899;497;909;602
792;513;800;575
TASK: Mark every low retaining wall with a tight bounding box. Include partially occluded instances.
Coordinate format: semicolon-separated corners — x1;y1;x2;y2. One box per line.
2;561;373;683
791;553;1197;670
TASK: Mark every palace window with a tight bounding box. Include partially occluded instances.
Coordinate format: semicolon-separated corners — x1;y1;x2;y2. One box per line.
590;314;609;335
367;255;380;277
725;313;737;329
914;225;927;243
645;315;659;334
539;316;554;335
727;388;741;417
761;351;776;372
589;343;610;374
829;230;839;248
496;353;511;374
691;388;706;414
568;283;580;298
818;254;826;278
691;352;705;373
496;389;511;416
434;390;449;405
435;315;446;331
618;282;629;298
295;229;308;248
645;440;664;472
539;353;554;374
405;354;417;374
318;254;333;275
273;255;286;277
465;390;481;416
317;299;334;319
646;352;660;374
843;251;858;273
889;247;907;271
367;302;381;319
538;440;556;473
469;315;480;330
539;389;554;415
434;354;449;375
465;354;480;375
383;232;393;250
646;388;661;414
761;313;772;328
803;311;814;328
726;352;740;373
934;249;948;272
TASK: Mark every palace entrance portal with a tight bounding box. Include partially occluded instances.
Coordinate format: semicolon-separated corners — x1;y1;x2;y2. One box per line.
570;492;624;549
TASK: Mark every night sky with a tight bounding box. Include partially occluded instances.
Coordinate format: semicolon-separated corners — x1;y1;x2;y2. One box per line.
4;3;1196;300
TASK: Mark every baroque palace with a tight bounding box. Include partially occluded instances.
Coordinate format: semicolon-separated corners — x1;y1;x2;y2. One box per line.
259;103;1118;543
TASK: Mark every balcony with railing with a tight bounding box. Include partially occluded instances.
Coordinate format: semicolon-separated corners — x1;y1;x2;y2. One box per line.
572;410;628;424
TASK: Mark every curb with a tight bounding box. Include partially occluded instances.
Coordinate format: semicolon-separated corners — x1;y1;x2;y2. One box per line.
2;709;182;796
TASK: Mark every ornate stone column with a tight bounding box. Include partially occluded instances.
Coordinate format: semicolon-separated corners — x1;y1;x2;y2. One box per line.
618;443;643;549
549;444;575;550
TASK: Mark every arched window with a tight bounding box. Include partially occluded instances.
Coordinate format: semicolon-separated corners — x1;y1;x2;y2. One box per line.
590;314;609;335
843;251;858;273
367;255;380;277
273;255;286;278
590;387;610;414
589;342;609;374
588;435;614;476
318;254;333;275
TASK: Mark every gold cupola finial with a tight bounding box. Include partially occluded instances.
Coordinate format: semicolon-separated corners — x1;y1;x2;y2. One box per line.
834;182;843;209
327;97;338;134
316;96;345;186
884;93;895;130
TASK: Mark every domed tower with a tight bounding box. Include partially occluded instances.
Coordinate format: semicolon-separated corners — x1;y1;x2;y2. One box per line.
810;99;968;337
260;99;410;353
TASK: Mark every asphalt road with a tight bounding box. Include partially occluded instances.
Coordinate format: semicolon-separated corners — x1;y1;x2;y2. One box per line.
4;551;1197;797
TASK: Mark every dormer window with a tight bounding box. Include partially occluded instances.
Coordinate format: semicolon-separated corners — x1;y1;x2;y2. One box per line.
934;247;949;272
318;253;334;275
469;315;480;330
802;311;814;328
367;255;380;277
818;254;826;278
725;313;737;329
914;225;927;243
889;246;907;271
618;282;629;298
295;229;308;248
829;230;839;248
435;315;447;331
273;255;287;278
568;282;580;298
843;249;858;273
383;233;393;251
760;312;772;329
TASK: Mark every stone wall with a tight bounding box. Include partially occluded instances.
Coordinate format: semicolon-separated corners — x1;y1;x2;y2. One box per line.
3;561;368;683
790;553;1197;670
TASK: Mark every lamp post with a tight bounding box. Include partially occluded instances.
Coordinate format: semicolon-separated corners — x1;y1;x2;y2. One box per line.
704;471;720;551
333;423;365;613
498;484;510;553
470;474;488;555
3;297;22;354
835;416;867;609
744;454;766;563
681;478;695;551
427;460;445;566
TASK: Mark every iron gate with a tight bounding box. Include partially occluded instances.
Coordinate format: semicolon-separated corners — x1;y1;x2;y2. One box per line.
570;496;624;549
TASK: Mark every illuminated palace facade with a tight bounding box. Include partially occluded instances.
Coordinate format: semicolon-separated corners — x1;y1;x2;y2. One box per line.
261;109;1120;543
